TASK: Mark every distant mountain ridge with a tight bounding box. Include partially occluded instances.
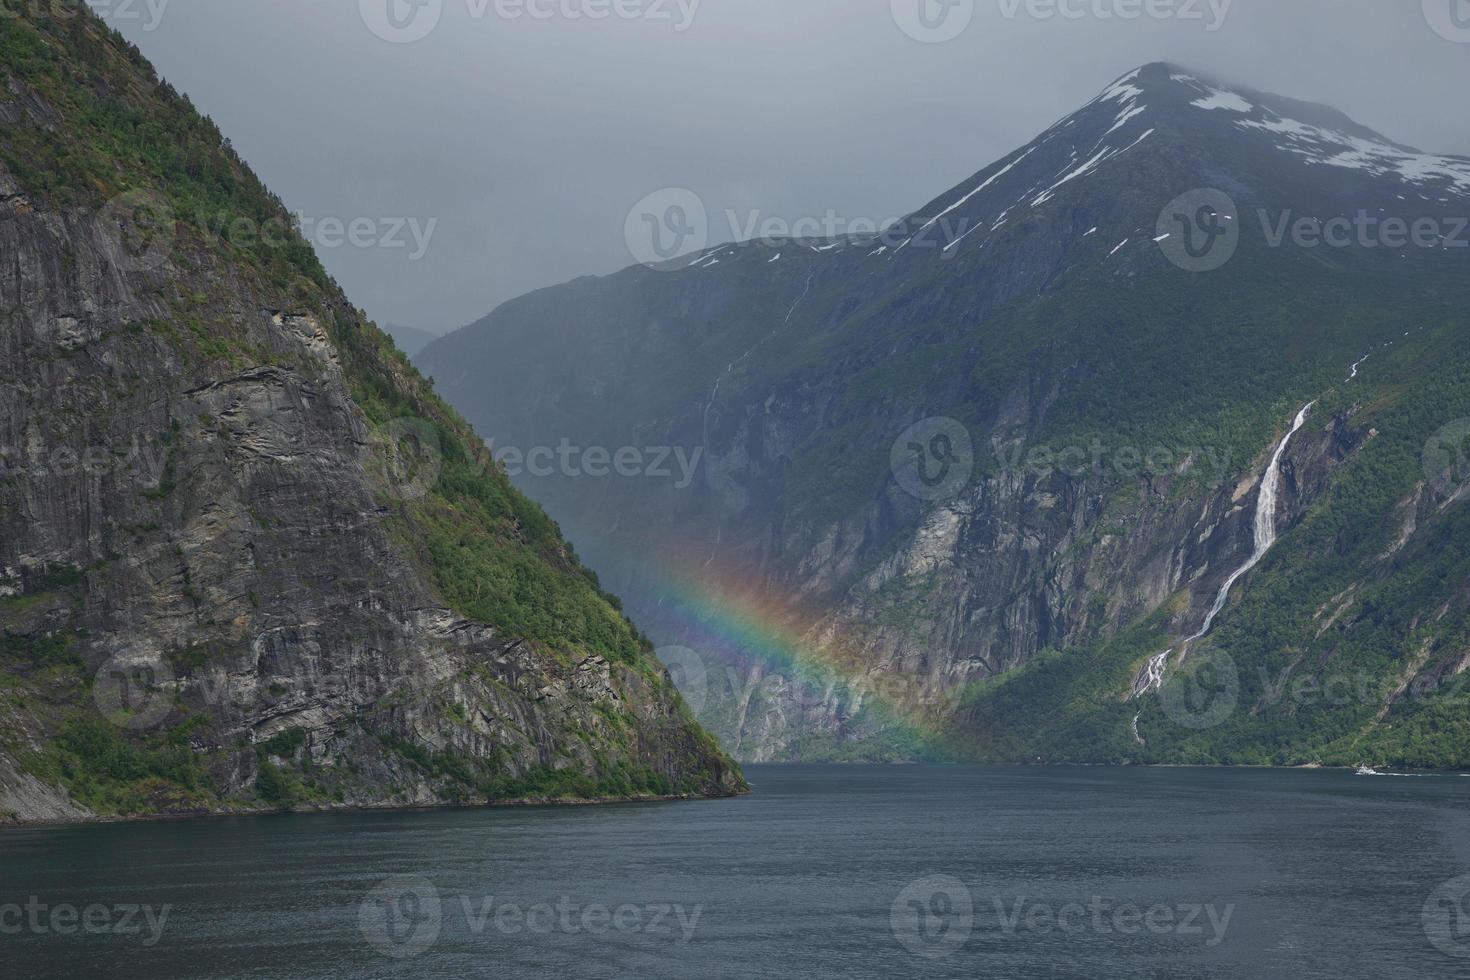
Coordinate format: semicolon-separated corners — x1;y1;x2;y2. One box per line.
383;323;442;358
420;62;1470;767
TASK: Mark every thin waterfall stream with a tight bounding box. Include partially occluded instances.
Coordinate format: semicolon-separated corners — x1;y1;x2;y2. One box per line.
1132;402;1316;710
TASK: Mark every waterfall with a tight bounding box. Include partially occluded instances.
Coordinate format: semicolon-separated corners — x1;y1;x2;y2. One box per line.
1131;402;1315;698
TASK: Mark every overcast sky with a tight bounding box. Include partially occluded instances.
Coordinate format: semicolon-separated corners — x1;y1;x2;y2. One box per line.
111;0;1470;334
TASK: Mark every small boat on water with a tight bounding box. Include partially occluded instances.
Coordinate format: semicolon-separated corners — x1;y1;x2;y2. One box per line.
1355;765;1380;776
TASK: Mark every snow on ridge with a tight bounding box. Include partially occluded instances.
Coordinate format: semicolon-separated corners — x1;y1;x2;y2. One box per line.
894;146;1038;254
1239;114;1470;193
1098;68;1144;104
1191;87;1254;113
689;245;731;269
1031;128;1154;207
1032;147;1111;207
1105;102;1148;137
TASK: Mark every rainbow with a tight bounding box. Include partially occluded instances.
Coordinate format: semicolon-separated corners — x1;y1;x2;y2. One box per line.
623;545;951;754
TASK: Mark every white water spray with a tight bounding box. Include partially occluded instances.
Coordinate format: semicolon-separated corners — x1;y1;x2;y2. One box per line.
1132;402;1316;699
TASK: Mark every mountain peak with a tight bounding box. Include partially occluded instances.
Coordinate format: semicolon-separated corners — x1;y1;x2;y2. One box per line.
673;63;1470;274
1092;62;1419;153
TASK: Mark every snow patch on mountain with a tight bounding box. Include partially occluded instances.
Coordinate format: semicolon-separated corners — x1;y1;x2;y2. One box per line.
898;146;1038;254
1237;115;1470;193
1098;69;1145;105
1031;128;1153;207
1191;87;1254;113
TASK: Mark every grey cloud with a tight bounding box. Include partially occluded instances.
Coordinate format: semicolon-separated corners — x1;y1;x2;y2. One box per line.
112;0;1470;334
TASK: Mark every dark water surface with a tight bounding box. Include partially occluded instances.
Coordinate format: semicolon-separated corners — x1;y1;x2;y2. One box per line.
3;765;1470;978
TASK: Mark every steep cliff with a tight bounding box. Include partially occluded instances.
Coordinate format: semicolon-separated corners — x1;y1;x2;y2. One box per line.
421;64;1470;765
0;12;742;823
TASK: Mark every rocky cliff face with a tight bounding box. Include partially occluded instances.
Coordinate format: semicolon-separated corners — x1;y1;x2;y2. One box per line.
0;12;740;823
421;64;1470;764
647;394;1365;762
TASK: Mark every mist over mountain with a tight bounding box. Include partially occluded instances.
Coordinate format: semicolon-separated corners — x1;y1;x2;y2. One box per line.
104;1;1470;332
383;323;442;358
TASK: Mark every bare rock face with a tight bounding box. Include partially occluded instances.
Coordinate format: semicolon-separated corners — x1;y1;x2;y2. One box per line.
0;15;739;822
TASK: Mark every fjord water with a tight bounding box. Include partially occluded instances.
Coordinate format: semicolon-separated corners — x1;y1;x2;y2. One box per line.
3;767;1468;979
